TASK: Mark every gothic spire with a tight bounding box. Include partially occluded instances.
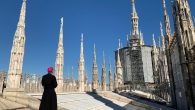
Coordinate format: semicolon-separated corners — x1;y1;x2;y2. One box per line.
102;50;105;68
101;50;106;91
159;37;161;48
140;30;144;45
117;39;122;67
160;22;165;51
93;43;97;65
126;34;129;46
109;63;112;72
162;0;172;44
78;33;85;92
131;0;139;36
55;17;64;93
7;0;27;88
92;43;98;90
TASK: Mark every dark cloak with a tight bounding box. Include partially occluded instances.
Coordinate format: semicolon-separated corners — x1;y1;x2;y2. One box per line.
39;73;58;110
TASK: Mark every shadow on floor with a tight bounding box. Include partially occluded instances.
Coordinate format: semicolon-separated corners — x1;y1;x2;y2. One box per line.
86;92;125;110
119;92;176;110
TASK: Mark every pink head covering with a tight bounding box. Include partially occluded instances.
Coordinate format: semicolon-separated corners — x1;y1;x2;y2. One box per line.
48;67;53;73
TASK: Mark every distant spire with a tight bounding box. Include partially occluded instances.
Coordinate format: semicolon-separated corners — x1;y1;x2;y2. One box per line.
139;30;141;38
118;39;121;49
131;0;139;36
103;50;105;67
153;34;156;47
126;34;129;46
93;43;97;64
85;66;88;81
162;0;172;44
160;22;164;37
101;50;106;91
142;33;145;45
92;43;98;90
160;22;165;51
72;66;74;80
127;34;129;41
78;33;85;92
109;63;112;72
140;30;144;46
117;48;122;67
159;36;161;48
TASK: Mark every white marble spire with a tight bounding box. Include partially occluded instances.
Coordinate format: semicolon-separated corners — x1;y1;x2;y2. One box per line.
162;0;172;44
7;0;27;88
78;33;85;92
101;51;106;91
140;30;144;46
160;22;165;51
109;63;113;91
116;40;123;86
55;17;64;92
131;0;139;36
92;44;98;90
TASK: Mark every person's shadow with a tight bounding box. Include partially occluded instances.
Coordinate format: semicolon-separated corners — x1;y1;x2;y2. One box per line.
86;92;125;110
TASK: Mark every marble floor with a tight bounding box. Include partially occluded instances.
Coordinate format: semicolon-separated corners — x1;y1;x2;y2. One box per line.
30;92;147;110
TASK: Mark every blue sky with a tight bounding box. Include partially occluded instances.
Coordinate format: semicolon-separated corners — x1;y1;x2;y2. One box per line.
0;0;194;82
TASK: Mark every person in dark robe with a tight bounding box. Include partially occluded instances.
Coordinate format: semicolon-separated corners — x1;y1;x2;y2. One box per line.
39;67;58;110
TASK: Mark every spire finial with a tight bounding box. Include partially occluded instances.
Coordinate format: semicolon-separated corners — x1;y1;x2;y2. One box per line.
58;17;63;47
162;0;167;15
81;33;83;42
61;17;63;25
132;0;136;14
17;0;26;28
131;0;139;36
